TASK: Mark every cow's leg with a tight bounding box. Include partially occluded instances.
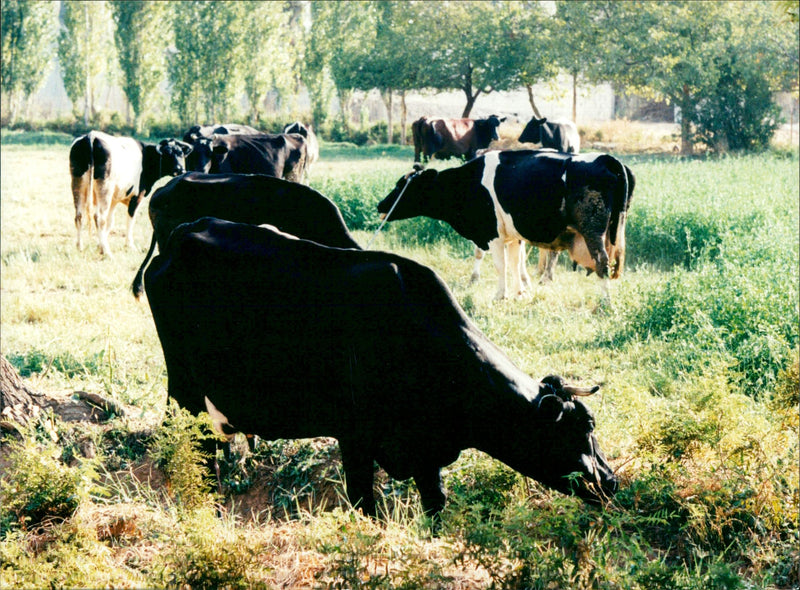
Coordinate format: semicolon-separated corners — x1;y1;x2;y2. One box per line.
470;247;485;284
339;438;376;517
518;242;532;291
538;249;559;283
414;466;446;528
507;239;527;298
124;190;145;250
71;173;91;251
94;181;114;257
488;237;507;301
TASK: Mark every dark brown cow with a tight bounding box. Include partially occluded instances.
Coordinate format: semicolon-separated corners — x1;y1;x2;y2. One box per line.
412;115;506;163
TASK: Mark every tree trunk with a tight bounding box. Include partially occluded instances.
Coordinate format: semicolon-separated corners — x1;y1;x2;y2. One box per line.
525;84;542;118
386;90;393;144
400;90;408;145
461;88;481;118
680;85;694;156
0;355;43;430
572;72;578;123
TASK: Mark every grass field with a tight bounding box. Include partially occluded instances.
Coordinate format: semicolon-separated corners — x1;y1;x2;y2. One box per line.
1;130;798;588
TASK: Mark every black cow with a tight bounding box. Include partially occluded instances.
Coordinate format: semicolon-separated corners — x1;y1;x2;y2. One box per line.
186;133;308;183
182;124;261;173
69;130;192;256
144;217;618;518
519;116;580;154
377;150;635;300
412;115;506;163
131;172;360;299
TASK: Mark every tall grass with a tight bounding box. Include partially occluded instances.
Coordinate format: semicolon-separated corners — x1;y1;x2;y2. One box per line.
1;136;798;588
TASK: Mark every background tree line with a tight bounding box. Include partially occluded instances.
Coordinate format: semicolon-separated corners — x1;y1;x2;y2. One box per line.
2;0;798;154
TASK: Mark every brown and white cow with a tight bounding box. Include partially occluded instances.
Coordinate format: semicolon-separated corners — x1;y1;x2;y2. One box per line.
68;130;192;257
412;115;506;163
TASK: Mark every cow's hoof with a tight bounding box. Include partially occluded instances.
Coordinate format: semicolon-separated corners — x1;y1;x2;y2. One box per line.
469;272;480;285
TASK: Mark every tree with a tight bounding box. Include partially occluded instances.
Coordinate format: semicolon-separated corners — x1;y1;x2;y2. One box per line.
408;2;531;117
1;0;57;124
591;1;798;154
168;1;246;124
552;2;604;122
238;1;293;125
58;1;117;125
307;1;378;130
109;1;173;133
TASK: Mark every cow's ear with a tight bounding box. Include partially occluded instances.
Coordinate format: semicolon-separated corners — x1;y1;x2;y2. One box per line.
499;117;507;123
178;140;194;155
537;394;565;422
536;117;547;124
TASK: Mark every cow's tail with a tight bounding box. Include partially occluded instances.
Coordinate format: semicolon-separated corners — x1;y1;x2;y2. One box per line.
604;155;629;248
70;133;96;232
132;231;158;300
602;155;633;280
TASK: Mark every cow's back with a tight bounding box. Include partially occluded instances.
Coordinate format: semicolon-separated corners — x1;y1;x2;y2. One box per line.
151;172;359;250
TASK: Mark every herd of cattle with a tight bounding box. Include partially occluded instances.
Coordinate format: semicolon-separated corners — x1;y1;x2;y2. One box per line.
67;114;632;518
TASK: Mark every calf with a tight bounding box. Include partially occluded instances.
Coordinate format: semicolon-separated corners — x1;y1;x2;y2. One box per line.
144;217;618;518
377;150;635;300
412;115;506;162
69;131;192;256
131;172;360;299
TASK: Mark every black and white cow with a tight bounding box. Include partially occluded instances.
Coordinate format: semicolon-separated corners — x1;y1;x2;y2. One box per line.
283;121;319;180
377;150;635;300
131;172;360;299
68;130;193;256
519;116;580;154
144;217;618;518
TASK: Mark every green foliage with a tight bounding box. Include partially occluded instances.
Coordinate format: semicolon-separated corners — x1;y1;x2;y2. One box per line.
153;508;260;590
0;414;98;536
0;0;57;123
109;1;172;132
58;1;117;120
148;401;215;511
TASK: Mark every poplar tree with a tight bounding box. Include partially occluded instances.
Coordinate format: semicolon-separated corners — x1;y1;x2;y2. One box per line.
109;1;172;133
58;0;116;125
1;0;57;124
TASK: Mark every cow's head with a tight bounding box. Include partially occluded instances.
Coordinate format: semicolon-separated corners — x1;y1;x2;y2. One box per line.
518;116;548;144
186;136;214;173
156;138;194;177
377;165;436;222
485;114;507;141
283;121;309;138
530;375;617;503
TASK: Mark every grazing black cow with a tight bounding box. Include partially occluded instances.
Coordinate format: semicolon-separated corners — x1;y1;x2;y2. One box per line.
283;121;319;180
519;116;580;154
412;115;506;163
144;217;618;518
131;172;359;299
68;130;192;256
377;150;635;300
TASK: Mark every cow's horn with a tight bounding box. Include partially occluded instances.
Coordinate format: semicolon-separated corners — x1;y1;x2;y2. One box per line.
564;384;600;397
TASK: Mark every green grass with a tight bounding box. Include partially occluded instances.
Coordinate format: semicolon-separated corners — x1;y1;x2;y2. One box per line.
1;136;798;588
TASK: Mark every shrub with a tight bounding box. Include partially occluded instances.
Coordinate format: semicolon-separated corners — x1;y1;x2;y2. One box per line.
148;401;215;511
0;413;97;535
